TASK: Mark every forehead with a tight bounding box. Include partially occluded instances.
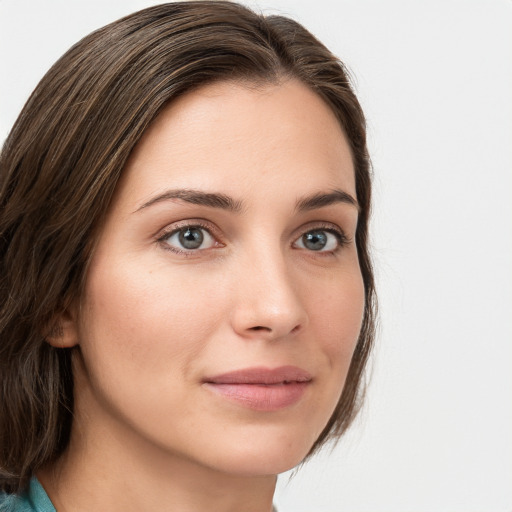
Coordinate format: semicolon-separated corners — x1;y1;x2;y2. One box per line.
116;78;356;209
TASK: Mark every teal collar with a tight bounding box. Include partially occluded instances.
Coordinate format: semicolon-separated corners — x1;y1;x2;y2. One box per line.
26;477;56;512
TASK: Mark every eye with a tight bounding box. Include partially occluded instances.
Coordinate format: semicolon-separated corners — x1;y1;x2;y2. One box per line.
294;229;346;252
161;225;216;252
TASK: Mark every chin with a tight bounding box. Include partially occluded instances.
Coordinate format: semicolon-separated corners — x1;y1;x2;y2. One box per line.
212;450;307;477
198;423;321;477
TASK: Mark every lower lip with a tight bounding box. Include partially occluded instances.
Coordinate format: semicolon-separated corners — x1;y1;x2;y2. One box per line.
203;382;309;411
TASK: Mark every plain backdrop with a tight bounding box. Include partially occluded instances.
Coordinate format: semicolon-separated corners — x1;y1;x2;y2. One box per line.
1;1;511;511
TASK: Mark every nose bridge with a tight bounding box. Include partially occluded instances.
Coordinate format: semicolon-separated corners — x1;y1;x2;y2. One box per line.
231;241;308;339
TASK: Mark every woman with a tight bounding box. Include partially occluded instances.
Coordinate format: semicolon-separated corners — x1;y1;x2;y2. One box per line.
0;2;375;511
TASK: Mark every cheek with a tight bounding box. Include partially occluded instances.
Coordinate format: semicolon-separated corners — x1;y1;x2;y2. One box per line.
76;258;227;385
308;268;365;378
316;268;365;338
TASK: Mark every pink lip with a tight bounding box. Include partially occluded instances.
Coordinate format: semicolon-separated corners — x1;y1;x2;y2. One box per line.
202;366;312;411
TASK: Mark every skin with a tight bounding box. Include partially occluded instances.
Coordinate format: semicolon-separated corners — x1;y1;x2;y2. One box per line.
41;78;365;512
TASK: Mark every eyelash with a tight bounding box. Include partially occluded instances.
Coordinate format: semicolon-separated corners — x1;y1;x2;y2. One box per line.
157;221;219;256
295;224;351;255
156;221;351;256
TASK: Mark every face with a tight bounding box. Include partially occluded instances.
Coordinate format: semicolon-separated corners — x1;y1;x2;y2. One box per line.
71;78;364;476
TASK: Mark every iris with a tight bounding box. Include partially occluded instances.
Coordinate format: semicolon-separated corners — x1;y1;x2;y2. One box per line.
179;227;204;249
302;231;328;251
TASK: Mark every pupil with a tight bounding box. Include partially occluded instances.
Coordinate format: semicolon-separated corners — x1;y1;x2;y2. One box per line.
303;231;327;251
179;228;203;249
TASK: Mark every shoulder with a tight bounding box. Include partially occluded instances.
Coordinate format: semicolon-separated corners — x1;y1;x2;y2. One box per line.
0;478;54;512
0;491;33;512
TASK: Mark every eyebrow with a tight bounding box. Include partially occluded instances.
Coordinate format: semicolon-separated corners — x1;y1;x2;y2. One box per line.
135;189;244;213
295;189;359;212
135;187;358;214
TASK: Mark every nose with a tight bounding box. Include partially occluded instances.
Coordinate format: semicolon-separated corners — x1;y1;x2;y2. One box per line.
230;249;309;341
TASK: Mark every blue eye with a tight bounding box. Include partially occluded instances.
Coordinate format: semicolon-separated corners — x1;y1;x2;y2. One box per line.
163;226;215;251
294;229;344;252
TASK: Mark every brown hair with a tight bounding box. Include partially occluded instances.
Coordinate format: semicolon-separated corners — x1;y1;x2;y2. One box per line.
0;1;375;493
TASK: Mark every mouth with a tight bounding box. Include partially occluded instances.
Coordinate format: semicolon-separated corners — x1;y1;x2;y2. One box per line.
202;366;312;411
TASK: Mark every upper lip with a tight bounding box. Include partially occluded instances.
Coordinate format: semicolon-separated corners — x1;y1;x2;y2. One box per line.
203;365;312;385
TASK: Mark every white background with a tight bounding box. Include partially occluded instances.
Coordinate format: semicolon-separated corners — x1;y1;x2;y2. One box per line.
1;1;511;511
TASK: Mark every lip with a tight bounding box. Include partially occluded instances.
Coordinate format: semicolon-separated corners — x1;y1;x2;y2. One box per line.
202;366;312;411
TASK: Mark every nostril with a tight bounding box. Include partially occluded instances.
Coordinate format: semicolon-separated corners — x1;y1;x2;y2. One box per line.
249;326;272;332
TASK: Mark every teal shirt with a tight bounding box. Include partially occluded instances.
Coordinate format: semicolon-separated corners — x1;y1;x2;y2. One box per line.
0;478;55;512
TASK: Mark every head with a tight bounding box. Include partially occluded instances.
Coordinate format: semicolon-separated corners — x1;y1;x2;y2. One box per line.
0;1;375;493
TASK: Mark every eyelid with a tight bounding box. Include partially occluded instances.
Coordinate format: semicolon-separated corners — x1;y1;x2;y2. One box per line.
298;221;351;240
156;219;223;254
292;222;351;252
154;219;351;256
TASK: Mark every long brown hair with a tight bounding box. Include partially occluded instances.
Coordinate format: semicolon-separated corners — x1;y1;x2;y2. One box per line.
0;1;375;493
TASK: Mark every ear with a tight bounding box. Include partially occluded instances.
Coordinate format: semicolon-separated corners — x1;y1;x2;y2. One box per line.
45;309;79;348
